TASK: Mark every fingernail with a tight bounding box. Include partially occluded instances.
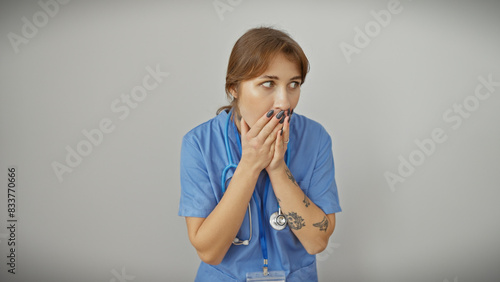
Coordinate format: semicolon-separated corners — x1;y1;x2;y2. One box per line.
276;110;284;119
280;128;283;135
279;115;285;124
266;109;274;118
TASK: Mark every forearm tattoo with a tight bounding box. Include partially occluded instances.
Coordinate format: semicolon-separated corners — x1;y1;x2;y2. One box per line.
285;167;298;187
303;195;310;207
286;212;306;230
313;216;329;232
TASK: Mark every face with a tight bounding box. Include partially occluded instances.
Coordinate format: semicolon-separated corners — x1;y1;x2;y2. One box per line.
233;53;302;128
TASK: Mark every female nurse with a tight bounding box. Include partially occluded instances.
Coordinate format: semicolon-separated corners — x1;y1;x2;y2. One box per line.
179;27;341;281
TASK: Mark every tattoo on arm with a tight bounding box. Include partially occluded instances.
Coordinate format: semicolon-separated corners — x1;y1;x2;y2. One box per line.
284;167;298;187
313;216;329;232
303;195;310;207
286;212;306;230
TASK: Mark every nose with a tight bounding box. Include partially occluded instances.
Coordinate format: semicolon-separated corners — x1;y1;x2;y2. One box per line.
273;85;291;111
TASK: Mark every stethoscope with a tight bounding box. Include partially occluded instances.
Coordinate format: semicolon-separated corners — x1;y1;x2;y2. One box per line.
221;110;290;275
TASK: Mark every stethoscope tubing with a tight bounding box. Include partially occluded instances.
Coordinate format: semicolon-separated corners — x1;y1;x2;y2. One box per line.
221;110;290;270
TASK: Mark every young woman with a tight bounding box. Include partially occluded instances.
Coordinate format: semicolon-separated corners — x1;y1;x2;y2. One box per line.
179;27;341;281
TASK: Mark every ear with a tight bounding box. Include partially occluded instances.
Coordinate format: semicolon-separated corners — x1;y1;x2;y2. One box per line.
229;88;238;99
229;84;238;99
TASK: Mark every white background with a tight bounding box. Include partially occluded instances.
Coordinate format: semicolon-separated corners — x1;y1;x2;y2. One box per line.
1;0;499;281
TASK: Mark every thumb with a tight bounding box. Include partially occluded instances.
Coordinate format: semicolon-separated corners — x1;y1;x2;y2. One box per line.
240;117;249;137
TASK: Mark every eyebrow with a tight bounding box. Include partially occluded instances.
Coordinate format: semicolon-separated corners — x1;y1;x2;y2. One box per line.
259;75;302;81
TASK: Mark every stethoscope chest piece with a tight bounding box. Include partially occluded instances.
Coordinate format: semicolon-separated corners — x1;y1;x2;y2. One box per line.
269;208;287;231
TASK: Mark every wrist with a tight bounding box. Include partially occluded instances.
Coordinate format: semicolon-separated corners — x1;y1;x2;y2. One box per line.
266;160;286;176
238;157;263;176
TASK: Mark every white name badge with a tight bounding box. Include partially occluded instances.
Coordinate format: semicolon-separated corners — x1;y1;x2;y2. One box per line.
246;270;286;282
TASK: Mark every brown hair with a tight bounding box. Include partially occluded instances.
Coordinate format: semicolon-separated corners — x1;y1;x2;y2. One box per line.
217;27;310;115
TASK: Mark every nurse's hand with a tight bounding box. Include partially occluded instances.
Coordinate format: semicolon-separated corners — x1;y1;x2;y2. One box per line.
266;114;290;173
239;110;283;173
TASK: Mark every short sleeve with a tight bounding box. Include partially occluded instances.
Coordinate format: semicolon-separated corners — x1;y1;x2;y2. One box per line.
306;130;342;215
178;135;217;218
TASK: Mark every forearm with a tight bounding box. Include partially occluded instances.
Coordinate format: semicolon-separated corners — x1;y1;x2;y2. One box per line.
188;163;259;264
268;165;336;254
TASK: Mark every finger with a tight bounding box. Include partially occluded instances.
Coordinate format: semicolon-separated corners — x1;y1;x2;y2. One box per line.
275;125;284;153
283;116;290;148
258;110;284;140
264;121;282;146
247;109;276;138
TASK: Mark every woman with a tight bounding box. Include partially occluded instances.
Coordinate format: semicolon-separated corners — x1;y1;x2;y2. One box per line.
179;27;341;281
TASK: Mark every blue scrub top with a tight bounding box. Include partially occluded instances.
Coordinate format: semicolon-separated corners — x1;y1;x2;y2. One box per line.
179;110;341;282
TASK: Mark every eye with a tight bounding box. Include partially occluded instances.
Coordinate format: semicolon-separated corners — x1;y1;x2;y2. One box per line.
262;81;274;88
289;81;300;89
